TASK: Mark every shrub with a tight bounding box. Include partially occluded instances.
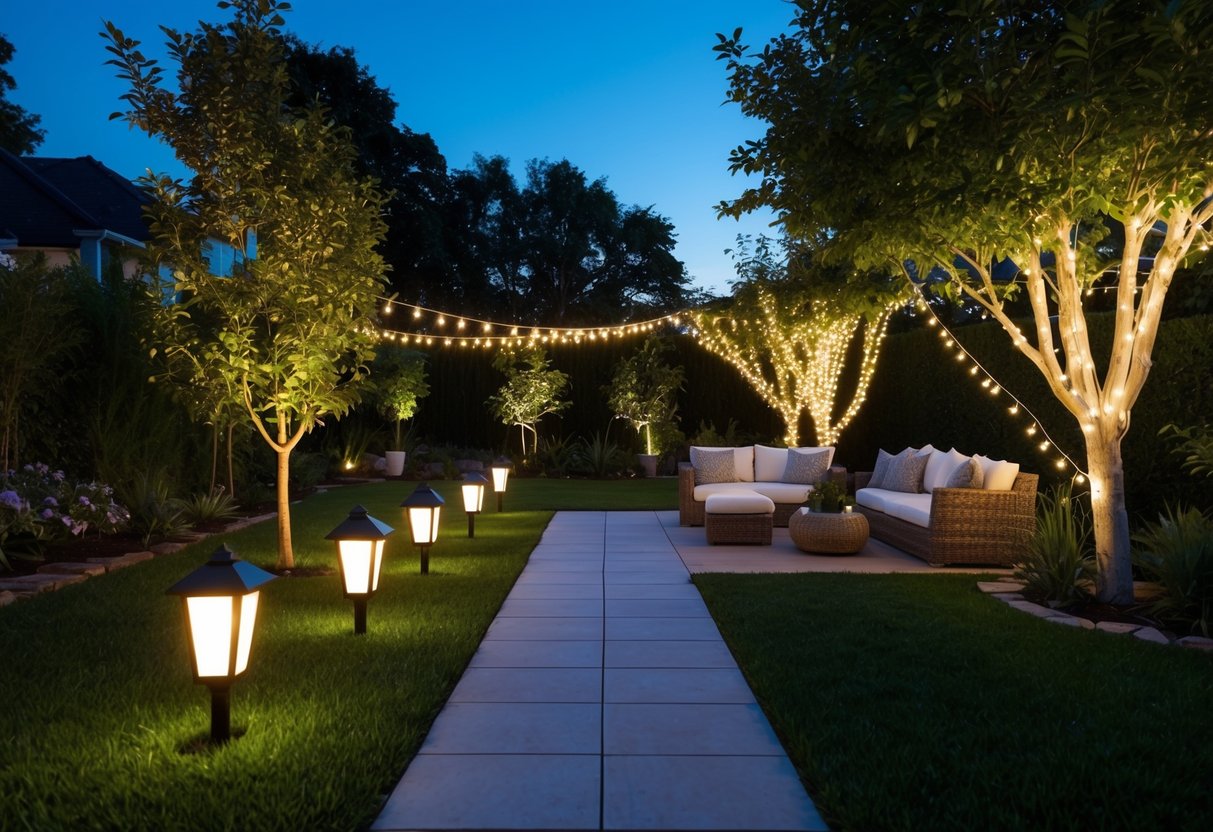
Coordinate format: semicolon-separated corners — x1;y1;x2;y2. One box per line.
573;432;629;478
178;489;241;525
1014;484;1095;608
290;452;330;491
1132;506;1213;636
537;435;578;477
118;470;187;546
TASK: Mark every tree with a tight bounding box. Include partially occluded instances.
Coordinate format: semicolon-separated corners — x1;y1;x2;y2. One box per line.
718;0;1213;603
487;345;570;457
104;0;388;569
369;345;429;450
691;238;902;447
0;34;44;154
605;337;685;456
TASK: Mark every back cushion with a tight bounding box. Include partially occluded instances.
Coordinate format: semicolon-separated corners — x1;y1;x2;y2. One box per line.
753;445;789;482
690;447;737;485
782;448;832;485
690;446;755;482
923;448;969;493
974;455;1020;491
883;450;930;494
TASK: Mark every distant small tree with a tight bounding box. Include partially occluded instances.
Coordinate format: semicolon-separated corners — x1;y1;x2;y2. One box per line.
104;0;387;568
605;337;685;456
488;345;570;457
370;345;429;451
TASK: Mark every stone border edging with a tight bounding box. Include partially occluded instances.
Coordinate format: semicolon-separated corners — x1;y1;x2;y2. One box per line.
0;512;278;607
978;581;1213;652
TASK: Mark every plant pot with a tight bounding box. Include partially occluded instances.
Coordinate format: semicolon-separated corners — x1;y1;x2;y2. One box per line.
384;450;407;477
636;453;659;478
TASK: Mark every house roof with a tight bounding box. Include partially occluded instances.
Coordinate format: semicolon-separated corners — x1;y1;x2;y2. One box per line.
0;149;150;248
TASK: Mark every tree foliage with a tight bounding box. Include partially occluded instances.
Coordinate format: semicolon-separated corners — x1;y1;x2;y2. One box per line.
718;0;1213;602
0;34;44;154
369;345;429;450
605;337;685;455
103;0;388;568
487;345;570;457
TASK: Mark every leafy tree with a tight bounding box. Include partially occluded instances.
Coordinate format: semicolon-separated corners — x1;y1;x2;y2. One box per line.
718;0;1213;603
487;345;570;458
605;337;685;456
369;345;429;450
0;34;44;154
104;0;388;568
692;238;903;446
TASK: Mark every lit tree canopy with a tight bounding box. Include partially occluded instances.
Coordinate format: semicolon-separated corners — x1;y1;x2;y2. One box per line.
104;0;388;569
605;336;685;456
692;238;905;447
717;0;1213;602
487;344;571;457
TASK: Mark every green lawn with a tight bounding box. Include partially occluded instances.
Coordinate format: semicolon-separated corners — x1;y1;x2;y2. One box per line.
0;477;674;831
694;572;1213;832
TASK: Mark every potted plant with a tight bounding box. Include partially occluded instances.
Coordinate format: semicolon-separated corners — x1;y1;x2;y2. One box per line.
809;479;845;513
605;337;685;477
369;346;429;477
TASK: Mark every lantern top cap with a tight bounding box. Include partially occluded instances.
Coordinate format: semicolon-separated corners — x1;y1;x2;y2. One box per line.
325;504;395;541
166;544;277;597
401;482;445;508
462;472;489;484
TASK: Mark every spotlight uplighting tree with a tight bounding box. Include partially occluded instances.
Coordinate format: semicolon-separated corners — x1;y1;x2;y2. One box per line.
718;0;1213;603
104;0;388;569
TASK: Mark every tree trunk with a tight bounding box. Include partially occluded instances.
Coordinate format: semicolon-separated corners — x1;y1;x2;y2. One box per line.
210;420;220;493
276;420;294;570
226;422;236;499
644;423;652;456
1086;435;1134;605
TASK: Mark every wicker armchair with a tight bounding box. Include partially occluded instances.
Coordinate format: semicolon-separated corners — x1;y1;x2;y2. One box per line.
678;462;845;528
853;470;1038;566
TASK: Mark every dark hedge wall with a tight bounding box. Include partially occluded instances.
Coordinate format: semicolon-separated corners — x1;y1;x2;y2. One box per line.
403;314;1212;519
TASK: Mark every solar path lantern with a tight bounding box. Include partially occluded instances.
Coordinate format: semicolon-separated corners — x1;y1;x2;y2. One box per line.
325;505;394;635
166;545;276;744
401;482;444;575
461;472;488;538
490;457;511;512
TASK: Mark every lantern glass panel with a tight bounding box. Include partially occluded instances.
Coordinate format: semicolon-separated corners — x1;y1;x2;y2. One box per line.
462;482;485;513
491;467;509;492
235;592;260;675
187;596;234;678
338;539;384;595
409;506;441;545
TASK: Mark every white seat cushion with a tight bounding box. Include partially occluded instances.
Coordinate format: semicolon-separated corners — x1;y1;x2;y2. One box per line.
856;487;898;513
881;492;933;528
695;481;814;503
705;491;775;515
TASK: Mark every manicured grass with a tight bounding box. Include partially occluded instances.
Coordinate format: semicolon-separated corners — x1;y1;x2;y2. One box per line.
0;480;567;831
694;573;1213;832
488;474;677;511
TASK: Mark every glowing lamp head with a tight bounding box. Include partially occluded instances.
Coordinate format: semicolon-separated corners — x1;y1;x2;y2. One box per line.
401;483;444;546
491;457;512;493
325;505;394;599
166;545;276;685
462;472;489;513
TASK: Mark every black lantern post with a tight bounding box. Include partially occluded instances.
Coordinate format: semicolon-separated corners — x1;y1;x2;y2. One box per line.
325;505;394;634
461;472;488;538
166;545;276;744
490;457;511;512
401;482;444;574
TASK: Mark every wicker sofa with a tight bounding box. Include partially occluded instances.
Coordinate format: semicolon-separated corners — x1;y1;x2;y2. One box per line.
678;445;846;527
853;469;1038;566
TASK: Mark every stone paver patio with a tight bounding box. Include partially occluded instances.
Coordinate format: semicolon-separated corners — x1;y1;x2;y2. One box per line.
373;510;828;832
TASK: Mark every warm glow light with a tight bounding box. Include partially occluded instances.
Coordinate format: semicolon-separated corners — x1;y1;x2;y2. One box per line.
492;466;509;492
185;592;259;678
409;506;441;545
337;540;384;595
462;481;486;513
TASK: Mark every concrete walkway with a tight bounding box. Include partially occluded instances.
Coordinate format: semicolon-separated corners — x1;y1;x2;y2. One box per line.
373;510;827;832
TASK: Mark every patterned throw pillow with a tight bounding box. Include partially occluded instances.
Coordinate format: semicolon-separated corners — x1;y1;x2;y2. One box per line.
883;450;930;493
868;448;899;489
692;447;737;485
944;457;985;489
781;448;831;485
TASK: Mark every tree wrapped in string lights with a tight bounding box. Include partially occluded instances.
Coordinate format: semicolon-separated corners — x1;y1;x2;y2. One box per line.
718;0;1213;603
691;241;903;447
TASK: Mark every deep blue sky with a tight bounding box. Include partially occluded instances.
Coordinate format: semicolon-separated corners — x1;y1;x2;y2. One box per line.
4;0;795;296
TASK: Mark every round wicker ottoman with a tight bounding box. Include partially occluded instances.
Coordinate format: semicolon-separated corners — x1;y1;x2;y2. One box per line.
789;508;869;555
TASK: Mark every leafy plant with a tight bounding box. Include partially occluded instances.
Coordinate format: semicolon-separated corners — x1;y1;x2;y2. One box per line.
605;336;685;455
573;432;629;478
487;345;570;458
178;488;240;525
118;470;187;547
1160;423;1213;480
810;479;844;513
1014;485;1095;609
689;418;742;448
537;435;578;477
369;345;429;450
1133;506;1213;636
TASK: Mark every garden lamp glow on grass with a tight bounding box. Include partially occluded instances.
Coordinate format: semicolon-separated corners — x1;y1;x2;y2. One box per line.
401;482;444;575
325;505;394;635
166;545;276;744
491;457;511;512
462;472;488;538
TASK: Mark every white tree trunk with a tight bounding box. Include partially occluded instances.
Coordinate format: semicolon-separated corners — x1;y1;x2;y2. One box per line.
1085;435;1134;604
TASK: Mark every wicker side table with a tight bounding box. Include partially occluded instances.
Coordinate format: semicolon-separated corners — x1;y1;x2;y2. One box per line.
789;509;869;554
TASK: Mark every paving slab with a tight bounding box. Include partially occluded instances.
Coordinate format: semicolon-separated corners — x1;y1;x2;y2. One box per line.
507;583;604;600
498;598;604;618
485;616;604;641
604;640;737;669
36;562;106;577
449;668;601;703
604;583;703;600
606;616;721;641
605;598;710;618
604;668;755;704
604;703;783;755
421;703;600;754
470;640;603;668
